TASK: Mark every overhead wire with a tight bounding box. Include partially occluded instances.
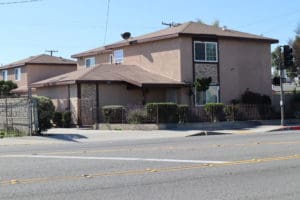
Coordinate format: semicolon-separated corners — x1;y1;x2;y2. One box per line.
103;0;111;45
0;0;42;5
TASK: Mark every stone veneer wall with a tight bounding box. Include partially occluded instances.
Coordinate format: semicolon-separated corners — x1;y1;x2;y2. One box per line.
80;83;97;125
194;63;219;84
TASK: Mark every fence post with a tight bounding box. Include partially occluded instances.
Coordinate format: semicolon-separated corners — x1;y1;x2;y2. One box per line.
156;104;159;124
5;98;8;133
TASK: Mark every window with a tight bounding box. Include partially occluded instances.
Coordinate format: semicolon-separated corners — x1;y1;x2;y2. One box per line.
113;49;124;63
2;70;8;81
195;85;219;106
85;57;96;68
14;68;21;81
194;41;218;62
109;54;114;64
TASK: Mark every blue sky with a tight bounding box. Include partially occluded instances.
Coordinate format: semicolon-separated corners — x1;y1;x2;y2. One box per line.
0;0;299;64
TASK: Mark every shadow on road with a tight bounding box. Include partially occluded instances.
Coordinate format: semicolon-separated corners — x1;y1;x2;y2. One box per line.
42;134;88;142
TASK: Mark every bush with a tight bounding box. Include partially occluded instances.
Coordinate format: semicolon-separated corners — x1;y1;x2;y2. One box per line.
178;105;189;124
53;112;63;127
102;105;125;123
127;109;147;124
146;102;178;123
34;96;55;132
240;90;271;105
204;103;225;122
224;105;239;121
63;112;72;128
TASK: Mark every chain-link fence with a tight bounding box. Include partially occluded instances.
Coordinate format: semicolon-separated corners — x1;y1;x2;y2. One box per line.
0;97;38;136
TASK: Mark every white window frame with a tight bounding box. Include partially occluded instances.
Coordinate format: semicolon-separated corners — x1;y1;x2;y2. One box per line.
2;70;8;81
14;68;21;81
85;57;96;68
113;49;124;64
194;41;218;62
195;85;220;107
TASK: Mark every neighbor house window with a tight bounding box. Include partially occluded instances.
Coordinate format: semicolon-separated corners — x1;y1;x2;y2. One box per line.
195;85;219;106
194;41;218;62
109;54;114;64
113;49;124;63
85;57;96;68
2;70;8;81
14;68;21;81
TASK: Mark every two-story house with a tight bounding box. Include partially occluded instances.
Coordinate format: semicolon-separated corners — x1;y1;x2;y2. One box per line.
31;22;278;125
0;54;77;95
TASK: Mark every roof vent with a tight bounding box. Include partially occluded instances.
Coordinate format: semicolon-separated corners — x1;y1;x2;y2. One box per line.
222;26;227;31
121;32;131;40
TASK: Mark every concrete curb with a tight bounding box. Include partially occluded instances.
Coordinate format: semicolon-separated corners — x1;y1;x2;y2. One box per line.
269;126;300;132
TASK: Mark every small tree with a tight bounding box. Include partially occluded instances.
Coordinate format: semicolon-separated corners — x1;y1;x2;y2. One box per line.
194;77;212;92
34;96;55;132
0;80;17;96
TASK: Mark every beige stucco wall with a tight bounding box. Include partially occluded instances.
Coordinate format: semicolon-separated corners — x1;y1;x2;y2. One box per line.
77;38;182;81
179;37;193;82
122;38;181;81
77;53;110;70
98;84;143;107
36;84;79;124
218;39;272;104
27;64;77;85
1;66;27;87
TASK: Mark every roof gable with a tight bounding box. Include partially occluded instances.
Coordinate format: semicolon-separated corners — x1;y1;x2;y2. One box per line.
72;22;278;58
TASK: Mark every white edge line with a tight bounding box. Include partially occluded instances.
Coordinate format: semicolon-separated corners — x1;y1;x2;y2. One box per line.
0;155;228;164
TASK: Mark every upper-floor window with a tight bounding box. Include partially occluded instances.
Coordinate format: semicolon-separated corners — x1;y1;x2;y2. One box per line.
194;41;218;62
14;68;21;81
85;57;96;68
114;49;124;64
2;70;8;81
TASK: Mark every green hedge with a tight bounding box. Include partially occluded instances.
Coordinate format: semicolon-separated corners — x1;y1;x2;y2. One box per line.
127;109;147;124
178;105;189;124
53;111;72;128
146;102;178;123
204;103;225;122
102;105;125;123
34;96;55;132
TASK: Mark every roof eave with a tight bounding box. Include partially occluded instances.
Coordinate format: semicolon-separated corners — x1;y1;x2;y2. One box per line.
105;33;180;50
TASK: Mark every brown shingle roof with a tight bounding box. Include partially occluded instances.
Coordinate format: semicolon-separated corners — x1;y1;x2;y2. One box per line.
31;64;186;88
72;21;279;58
1;54;76;70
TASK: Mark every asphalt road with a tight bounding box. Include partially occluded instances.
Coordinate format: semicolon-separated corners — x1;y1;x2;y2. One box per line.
1;131;300;200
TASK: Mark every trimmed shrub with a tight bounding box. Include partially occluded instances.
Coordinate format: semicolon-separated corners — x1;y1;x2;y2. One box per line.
178;105;189;124
34;96;55;132
204;103;225;122
240;90;271;105
102;105;125;123
146;103;178;123
53;112;63;127
127;109;147;124
224;105;239;121
63;112;72;128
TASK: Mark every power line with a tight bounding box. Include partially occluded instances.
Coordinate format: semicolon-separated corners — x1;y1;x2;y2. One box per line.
0;0;42;5
103;0;110;45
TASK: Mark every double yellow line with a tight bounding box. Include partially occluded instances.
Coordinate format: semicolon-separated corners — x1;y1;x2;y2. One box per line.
2;153;300;186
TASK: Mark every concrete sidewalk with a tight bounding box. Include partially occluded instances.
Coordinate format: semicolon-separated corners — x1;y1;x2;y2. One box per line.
0;123;295;146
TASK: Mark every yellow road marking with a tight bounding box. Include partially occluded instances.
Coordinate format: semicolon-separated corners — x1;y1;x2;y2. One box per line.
2;153;300;186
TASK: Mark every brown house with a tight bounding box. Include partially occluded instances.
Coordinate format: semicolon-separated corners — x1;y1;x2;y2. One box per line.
31;21;278;125
0;54;77;94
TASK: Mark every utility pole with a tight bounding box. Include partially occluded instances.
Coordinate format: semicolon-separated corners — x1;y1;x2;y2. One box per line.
45;50;58;56
279;51;285;126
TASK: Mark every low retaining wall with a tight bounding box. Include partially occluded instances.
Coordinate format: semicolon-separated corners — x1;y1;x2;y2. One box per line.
95;119;300;131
